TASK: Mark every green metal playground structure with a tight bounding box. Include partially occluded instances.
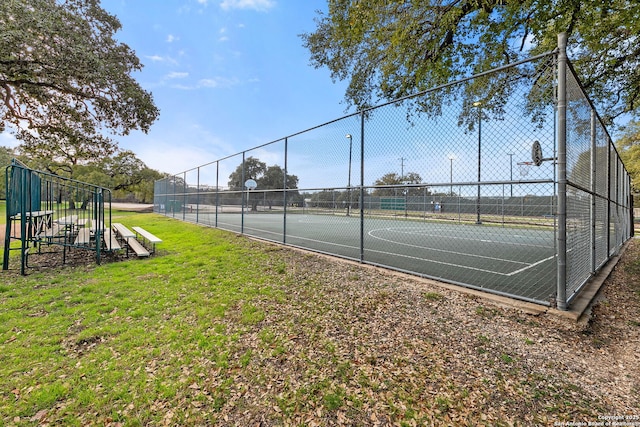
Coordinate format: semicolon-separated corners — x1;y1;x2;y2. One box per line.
3;159;114;275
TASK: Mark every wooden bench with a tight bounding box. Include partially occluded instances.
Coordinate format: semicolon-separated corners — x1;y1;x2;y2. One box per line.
112;223;149;257
13;210;54;239
74;228;91;245
132;227;162;253
90;220;105;232
56;215;78;226
126;238;150;257
112;223;135;239
102;228;121;251
37;223;63;239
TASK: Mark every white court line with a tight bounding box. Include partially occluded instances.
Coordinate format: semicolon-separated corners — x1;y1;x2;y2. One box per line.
367;226;557;275
276;231;509;274
244;228;554;277
506;254;556;276
219;221;556;277
368;227;532;267
385;227;553;250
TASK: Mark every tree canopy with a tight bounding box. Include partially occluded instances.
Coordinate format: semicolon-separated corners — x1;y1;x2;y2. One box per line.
372;172;425;197
2;144;162;203
227;157;300;211
71;152;164;203
616;121;640;193
228;157;299;191
228;157;268;190
0;0;159;158
301;0;640;125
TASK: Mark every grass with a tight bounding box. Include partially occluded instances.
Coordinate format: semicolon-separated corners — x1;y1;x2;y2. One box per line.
0;212;283;424
0;207;636;425
423;291;444;301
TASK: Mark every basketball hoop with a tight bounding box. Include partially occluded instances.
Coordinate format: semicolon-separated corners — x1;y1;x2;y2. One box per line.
532;140;544;166
517;161;534;177
531;140;556;165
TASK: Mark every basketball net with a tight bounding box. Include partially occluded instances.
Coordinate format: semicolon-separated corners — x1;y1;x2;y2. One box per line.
517;161;533;177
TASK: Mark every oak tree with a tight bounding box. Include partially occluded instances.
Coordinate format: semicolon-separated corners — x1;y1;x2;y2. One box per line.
302;0;640;125
0;0;159;170
372;172;425;197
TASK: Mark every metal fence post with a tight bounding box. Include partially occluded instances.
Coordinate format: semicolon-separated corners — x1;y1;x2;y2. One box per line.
590;109;597;274
241;152;246;234
172;175;177;219
359;111;365;263
606;139;611;255
283;137;288;244
182;171;187;221
630;176;635;238
196;167;200;224
556;32;568;311
215;161;220;228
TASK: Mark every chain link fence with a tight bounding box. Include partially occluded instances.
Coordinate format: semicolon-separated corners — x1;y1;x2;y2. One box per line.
154;35;632;309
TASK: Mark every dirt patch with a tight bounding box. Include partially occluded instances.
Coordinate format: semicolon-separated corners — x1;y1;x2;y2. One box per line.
0;240;129;275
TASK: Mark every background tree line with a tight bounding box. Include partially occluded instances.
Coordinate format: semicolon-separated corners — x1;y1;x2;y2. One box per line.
0;144;165;203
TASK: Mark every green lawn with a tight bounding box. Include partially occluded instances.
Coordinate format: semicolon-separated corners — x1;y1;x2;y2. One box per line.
1;213;283;424
1;210;638;425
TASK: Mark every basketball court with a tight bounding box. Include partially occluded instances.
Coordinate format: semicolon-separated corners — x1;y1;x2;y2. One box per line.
185;211;557;304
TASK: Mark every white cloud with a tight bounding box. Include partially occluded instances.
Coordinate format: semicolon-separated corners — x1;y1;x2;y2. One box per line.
146;54;166;62
218;27;229;42
219;0;275;12
145;54;179;65
198;79;219;88
164;76;240;90
168;84;194;90
166;34;178;43
166;71;189;79
198;77;239;88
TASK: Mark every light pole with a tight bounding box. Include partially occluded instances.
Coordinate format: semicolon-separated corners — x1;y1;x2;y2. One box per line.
473;101;482;224
448;155;455;196
507;152;514;198
346;134;353;216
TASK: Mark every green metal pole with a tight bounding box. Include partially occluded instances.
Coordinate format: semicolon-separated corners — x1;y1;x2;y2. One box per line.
3;166;12;270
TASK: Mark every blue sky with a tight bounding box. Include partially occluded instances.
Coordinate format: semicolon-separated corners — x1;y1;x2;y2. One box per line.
99;0;350;175
0;0;601;192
